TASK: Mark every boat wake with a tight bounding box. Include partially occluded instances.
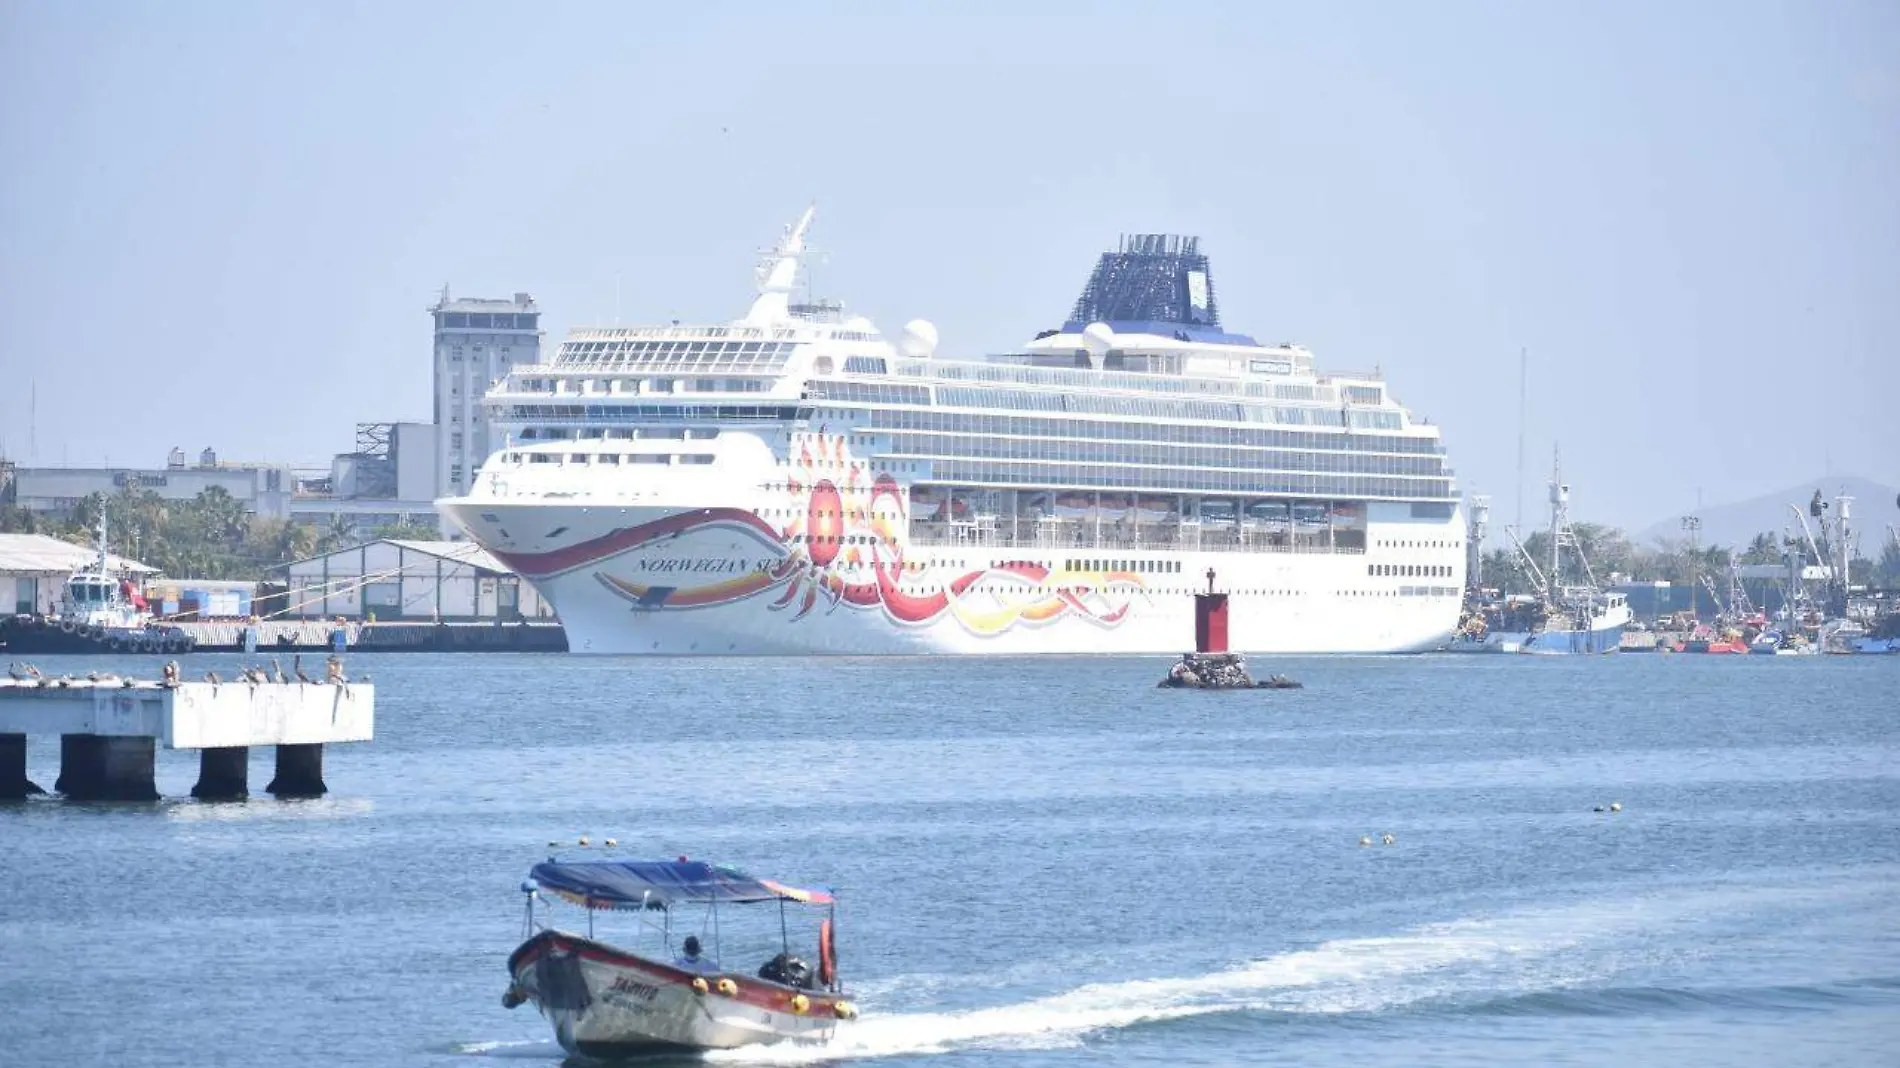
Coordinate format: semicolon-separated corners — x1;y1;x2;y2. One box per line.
708;897;1659;1064
459;872;1895;1064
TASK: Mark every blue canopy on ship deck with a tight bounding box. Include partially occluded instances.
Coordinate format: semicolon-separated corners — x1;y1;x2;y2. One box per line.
529;859;833;911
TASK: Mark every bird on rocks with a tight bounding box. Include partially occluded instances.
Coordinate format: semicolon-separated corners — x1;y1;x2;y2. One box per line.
293;654;312;685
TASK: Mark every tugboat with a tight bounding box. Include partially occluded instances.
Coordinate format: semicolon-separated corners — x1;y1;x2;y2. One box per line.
0;517;193;654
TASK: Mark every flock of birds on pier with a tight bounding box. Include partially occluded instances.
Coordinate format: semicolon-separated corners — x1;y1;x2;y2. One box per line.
5;656;368;691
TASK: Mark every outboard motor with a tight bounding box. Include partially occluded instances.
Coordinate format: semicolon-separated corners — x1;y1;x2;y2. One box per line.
758;952;816;989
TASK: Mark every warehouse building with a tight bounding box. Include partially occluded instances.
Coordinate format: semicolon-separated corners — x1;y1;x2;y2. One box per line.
280;539;552;622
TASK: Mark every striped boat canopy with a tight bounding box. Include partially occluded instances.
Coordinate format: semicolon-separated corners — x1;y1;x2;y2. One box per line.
529;859;833;910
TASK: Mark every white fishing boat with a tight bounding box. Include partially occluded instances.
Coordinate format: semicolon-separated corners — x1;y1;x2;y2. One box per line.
1449;451;1629;654
502;857;854;1058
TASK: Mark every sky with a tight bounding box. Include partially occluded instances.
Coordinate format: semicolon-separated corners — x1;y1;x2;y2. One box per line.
2;0;1896;533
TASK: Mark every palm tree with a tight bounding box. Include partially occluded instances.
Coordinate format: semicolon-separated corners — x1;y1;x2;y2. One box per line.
276;521;319;564
317;514;357;554
1739;532;1779;565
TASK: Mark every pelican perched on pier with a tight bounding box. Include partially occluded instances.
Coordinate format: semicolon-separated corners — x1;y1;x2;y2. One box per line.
270;657;287;684
293;655;312;685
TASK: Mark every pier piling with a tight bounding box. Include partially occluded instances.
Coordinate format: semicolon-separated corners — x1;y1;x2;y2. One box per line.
59;734;159;802
54;732;82;793
265;743;326;798
1;733;44;799
191;746;249;800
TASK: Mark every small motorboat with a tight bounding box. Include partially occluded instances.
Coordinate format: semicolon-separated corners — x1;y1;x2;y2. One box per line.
502;856;854;1058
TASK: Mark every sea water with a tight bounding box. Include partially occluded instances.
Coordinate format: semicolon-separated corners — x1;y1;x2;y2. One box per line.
1;653;1895;1066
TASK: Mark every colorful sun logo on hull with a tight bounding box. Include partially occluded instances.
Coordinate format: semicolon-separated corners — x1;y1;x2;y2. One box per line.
499;433;1146;635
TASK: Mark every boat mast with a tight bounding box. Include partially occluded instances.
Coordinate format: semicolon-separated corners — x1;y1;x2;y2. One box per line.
1515;349;1527;532
1547;446;1565;603
1466;495;1490;593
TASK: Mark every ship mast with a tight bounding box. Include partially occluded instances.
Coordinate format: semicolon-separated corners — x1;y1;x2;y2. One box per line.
742;203;817;326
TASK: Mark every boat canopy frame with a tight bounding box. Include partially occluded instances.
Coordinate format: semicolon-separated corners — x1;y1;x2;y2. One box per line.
518;857;842;992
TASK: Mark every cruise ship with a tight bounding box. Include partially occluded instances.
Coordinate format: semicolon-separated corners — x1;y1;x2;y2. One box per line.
437;208;1467;655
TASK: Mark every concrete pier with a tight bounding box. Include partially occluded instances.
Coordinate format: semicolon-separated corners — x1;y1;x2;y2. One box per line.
0;678;373;801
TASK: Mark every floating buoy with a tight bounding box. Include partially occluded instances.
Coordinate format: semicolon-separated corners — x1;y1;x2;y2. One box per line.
716;977;738;997
1609;802;1622;813
790;993;810;1015
578;836;590;846
1593;806;1605;813
691;977;709;995
604;838;619;847
1358;836;1373;847
548;840;559;847
834;1000;859;1020
1381;833;1395;846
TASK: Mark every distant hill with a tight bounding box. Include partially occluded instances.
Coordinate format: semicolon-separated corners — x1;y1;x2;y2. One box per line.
1633;477;1900;552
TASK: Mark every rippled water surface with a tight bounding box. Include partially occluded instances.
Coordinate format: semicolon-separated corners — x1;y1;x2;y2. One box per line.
3;652;1897;1067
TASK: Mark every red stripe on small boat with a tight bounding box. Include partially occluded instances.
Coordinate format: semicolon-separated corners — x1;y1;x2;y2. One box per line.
510;931;839;1015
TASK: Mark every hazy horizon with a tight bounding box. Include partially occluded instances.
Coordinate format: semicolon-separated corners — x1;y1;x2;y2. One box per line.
3;1;1895;531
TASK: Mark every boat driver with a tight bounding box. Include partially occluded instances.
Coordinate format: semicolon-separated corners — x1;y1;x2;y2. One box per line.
676;935;716;972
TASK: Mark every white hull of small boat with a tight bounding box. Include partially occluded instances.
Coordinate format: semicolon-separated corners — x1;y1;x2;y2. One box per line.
509;930;844;1057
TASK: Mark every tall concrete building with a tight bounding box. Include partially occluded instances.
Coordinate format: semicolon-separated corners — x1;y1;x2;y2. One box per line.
431;291;541;498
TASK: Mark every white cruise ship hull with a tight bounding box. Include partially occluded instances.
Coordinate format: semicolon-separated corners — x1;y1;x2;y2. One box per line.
439;496;1462;656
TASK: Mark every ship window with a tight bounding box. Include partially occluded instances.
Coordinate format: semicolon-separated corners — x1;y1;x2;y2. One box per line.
568;454;589;464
